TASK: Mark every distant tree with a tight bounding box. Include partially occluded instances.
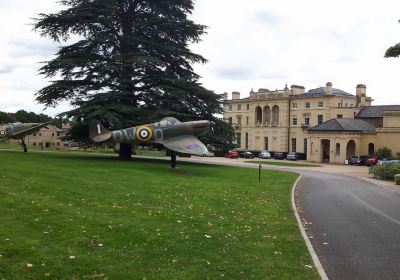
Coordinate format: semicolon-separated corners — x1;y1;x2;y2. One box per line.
385;19;400;58
33;0;233;159
0;110;55;124
376;147;392;159
0;112;16;124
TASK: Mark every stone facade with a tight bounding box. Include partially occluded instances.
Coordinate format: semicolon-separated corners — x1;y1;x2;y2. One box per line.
223;82;400;164
9;124;68;149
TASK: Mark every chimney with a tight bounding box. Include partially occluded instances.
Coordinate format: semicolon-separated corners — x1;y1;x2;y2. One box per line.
356;84;366;97
232;91;240;100
326;82;333;95
222;92;228;100
290;85;305;95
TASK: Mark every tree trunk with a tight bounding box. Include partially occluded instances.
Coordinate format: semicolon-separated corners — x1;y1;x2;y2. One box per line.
119;143;132;160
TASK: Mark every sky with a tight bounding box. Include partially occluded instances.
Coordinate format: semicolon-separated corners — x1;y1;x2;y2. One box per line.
1;0;400;116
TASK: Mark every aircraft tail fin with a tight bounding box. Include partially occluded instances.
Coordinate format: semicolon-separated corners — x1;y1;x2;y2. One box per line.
89;120;112;142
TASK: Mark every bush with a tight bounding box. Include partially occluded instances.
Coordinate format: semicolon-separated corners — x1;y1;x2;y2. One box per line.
376;147;392;159
395;174;400;185
369;163;400;180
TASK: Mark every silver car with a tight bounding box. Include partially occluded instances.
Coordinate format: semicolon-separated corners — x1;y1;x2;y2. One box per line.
259;150;271;159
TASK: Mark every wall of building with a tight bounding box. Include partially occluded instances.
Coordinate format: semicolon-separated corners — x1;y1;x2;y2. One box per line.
9;124;66;149
223;83;400;164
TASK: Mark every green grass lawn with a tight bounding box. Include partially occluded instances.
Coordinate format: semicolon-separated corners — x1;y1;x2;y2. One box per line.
246;160;321;168
0;151;318;279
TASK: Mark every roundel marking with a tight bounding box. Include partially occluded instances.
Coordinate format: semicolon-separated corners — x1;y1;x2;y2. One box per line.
136;126;153;142
0;130;5;136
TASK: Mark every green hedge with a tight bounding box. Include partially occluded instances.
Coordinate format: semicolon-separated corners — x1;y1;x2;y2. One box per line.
369;163;400;180
395;174;400;185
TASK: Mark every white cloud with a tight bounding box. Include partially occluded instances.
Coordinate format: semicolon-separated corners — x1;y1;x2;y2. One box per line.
1;0;400;117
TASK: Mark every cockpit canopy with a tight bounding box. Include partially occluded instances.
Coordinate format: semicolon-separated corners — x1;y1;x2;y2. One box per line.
156;117;181;128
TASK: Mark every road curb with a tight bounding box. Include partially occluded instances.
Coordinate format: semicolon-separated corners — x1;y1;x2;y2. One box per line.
291;175;329;280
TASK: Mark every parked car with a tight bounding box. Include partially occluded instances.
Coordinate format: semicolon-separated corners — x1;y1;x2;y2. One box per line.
378;159;400;165
274;152;285;160
258;150;272;159
286;152;300;161
349;155;370;165
366;156;380;166
240;151;255;159
225;150;239;159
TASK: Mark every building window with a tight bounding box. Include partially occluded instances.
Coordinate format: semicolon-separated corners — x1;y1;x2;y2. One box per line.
292;103;298;109
292;117;298;126
246;116;249;125
337;114;343;119
345;103;348;107
228;117;232;124
336;143;340;155
318;101;323;108
57;142;60;146
33;133;36;136
264;137;269;150
305;102;310;108
57;133;60;137
33;143;36;146
263;106;271;125
228;104;232;111
272;105;279;126
255;106;263;125
304;138;307;155
52;133;55;136
350;104;354;107
237;116;242;125
238;104;241;111
39;133;42;136
304;117;310;125
246;104;249;110
318;115;323;125
236;133;241;146
245;133;249;149
338;102;342;108
291;138;297;152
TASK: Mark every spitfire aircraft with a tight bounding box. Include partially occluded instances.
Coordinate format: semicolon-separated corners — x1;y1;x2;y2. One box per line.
89;117;214;160
0;122;52;152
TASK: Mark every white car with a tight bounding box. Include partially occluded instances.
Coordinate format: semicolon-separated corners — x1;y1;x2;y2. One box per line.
259;150;271;159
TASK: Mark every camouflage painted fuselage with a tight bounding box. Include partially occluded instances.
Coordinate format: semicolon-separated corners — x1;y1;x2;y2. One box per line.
89;117;213;156
0;123;49;141
109;121;210;144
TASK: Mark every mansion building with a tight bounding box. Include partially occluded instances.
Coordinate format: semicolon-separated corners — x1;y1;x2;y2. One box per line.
223;82;400;164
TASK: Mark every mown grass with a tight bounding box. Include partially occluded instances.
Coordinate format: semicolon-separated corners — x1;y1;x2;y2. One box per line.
0;151;318;279
247;160;321;168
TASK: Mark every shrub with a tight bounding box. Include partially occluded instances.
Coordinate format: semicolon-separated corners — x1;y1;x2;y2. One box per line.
376;147;392;159
369;163;400;180
395;174;400;185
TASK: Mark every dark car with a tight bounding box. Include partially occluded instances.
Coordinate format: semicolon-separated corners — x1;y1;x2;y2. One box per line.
349;155;369;165
286;152;300;161
225;150;239;159
366;156;380;166
240;151;255;159
274;152;285;160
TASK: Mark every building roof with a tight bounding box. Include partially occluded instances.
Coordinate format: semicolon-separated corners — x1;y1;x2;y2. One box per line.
296;87;353;97
356;105;400;118
308;118;376;133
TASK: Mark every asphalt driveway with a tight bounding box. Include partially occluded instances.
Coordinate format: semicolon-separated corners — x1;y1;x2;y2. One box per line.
296;171;400;280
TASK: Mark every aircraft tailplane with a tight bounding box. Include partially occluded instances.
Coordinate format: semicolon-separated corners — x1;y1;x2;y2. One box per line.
89;120;112;142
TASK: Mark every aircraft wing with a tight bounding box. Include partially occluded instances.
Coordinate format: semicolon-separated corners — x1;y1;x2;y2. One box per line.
10;122;52;139
162;135;209;156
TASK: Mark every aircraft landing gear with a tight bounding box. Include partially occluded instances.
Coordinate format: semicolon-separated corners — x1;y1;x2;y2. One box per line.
170;151;177;168
21;138;28;153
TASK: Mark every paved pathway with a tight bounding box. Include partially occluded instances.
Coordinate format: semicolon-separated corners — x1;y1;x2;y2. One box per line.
166;156;400;280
